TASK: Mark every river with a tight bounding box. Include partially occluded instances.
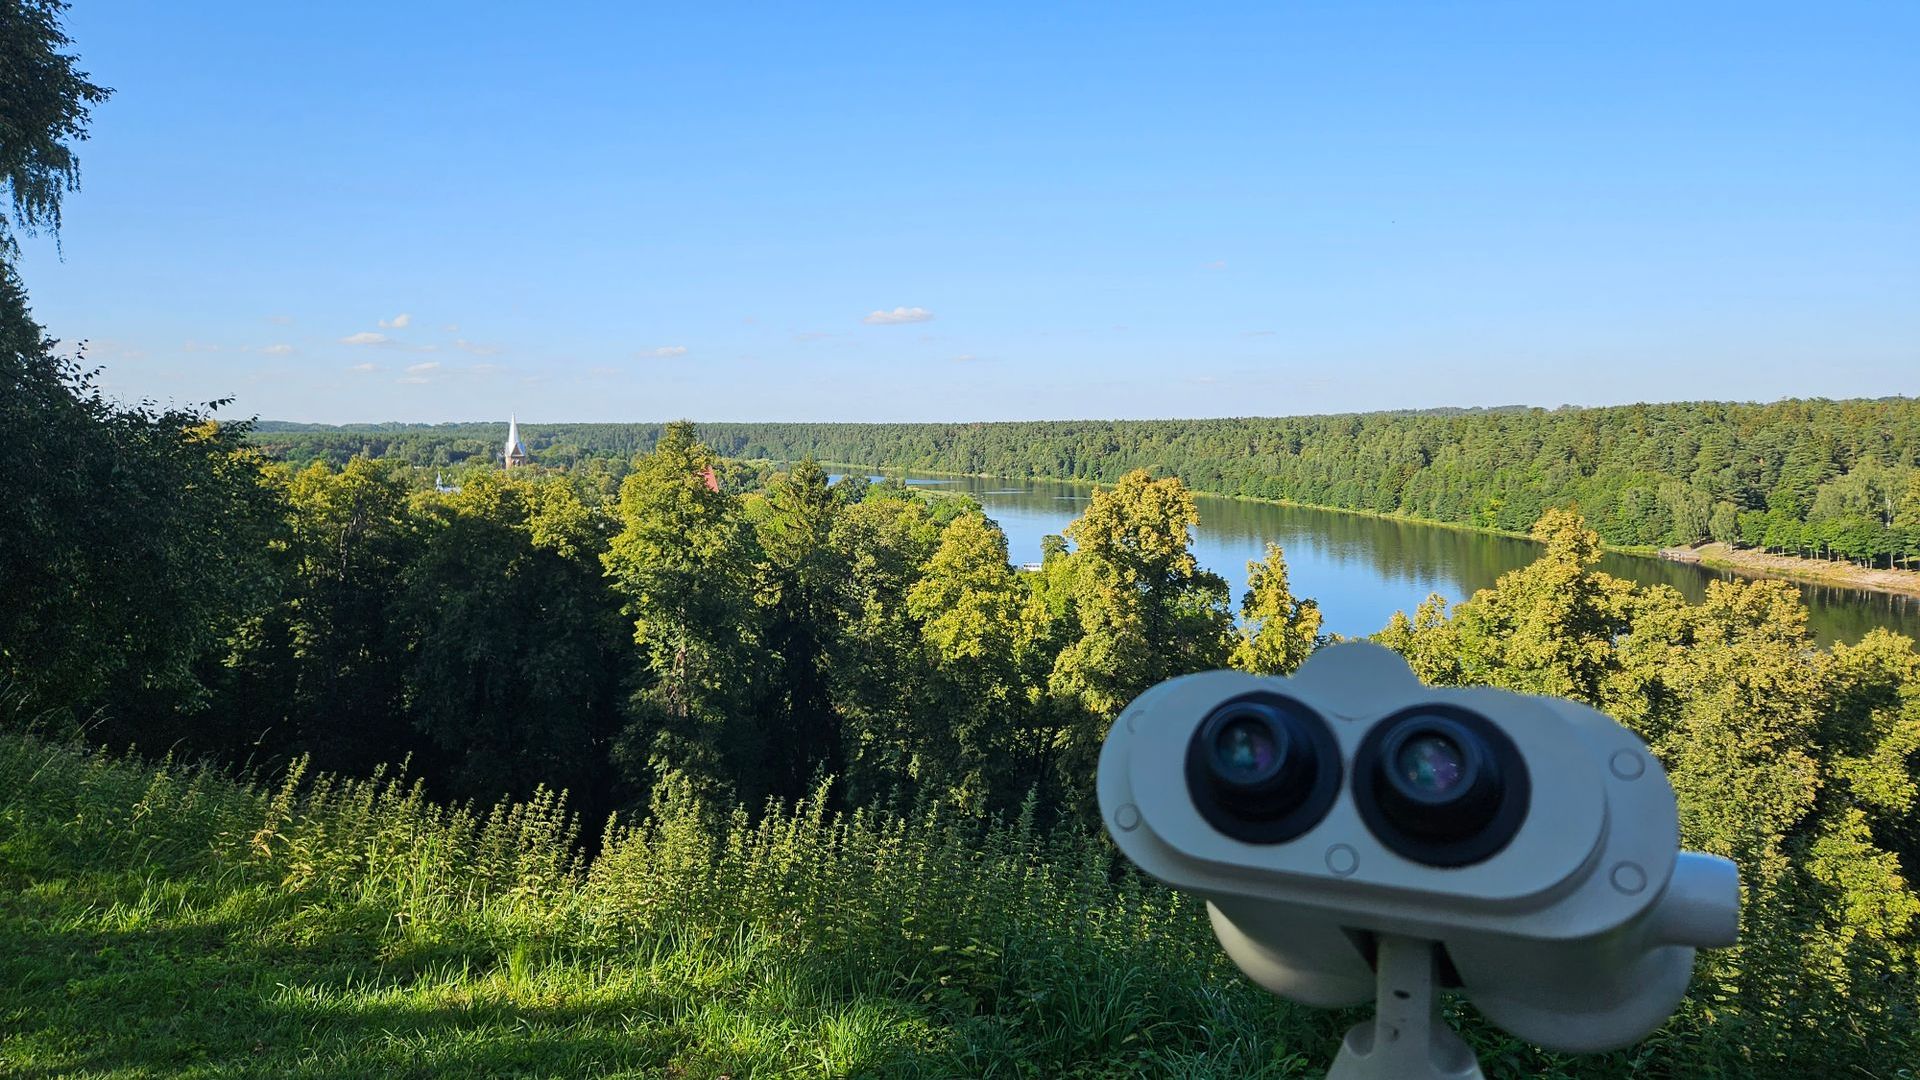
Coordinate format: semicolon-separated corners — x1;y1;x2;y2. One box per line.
864;473;1920;647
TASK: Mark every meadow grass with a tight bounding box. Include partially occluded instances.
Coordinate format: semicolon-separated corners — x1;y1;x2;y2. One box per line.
0;730;1875;1078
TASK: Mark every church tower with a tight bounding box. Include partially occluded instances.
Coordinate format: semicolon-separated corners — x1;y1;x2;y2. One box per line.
503;415;529;469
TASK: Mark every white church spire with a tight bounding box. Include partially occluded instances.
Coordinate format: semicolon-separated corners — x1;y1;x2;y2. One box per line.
503;414;529;468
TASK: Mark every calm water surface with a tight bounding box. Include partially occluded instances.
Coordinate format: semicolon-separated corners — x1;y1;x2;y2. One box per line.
868;473;1920;647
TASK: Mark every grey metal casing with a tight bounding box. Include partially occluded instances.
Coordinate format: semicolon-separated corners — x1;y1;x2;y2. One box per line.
1096;642;1739;1053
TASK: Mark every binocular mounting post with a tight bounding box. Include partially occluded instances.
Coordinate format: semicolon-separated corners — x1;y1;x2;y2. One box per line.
1326;934;1484;1080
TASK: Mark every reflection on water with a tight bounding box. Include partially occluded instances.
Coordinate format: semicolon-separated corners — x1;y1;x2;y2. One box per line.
869;473;1919;647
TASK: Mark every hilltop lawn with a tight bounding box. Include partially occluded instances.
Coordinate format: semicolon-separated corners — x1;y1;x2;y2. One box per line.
0;733;1355;1079
0;728;1828;1079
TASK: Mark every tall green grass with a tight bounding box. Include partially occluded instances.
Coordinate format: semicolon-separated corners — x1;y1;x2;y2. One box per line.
0;730;1903;1078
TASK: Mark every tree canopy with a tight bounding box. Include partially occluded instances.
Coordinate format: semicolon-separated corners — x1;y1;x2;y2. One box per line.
0;0;110;254
255;397;1920;570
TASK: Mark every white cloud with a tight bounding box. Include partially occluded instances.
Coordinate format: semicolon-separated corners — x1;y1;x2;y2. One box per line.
442;323;460;333
378;313;413;329
951;353;980;363
649;345;688;359
1241;329;1277;338
342;330;442;353
260;344;295;357
266;315;295;326
406;361;440;374
1203;260;1227;270
92;339;147;362
349;362;377;373
455;338;500;356
862;306;934;325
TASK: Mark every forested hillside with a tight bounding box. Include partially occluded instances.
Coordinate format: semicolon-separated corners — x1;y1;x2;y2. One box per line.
5;4;1918;1075
18;329;1920;1075
18;297;1920;1074
5;499;1917;1076
257;397;1920;566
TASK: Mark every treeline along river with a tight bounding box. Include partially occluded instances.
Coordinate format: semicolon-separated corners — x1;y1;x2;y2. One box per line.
875;472;1920;646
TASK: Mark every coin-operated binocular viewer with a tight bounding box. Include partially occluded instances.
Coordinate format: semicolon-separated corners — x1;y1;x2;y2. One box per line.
1097;643;1740;1080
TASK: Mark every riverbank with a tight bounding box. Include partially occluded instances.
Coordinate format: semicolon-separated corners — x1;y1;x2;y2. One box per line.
1661;542;1920;600
803;461;1917;644
826;460;1920;603
816;461;1663;553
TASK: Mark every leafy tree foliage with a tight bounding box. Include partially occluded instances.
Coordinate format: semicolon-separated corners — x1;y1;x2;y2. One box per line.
257;397;1920;570
748;458;844;801
264;458;421;775
0;0;110;254
826;487;945;804
906;511;1034;811
20;372;1920;1073
1231;542;1322;675
1375;511;1920;1069
1048;470;1232;793
0;275;280;724
1;4;274;724
602;421;762;804
398;470;630;814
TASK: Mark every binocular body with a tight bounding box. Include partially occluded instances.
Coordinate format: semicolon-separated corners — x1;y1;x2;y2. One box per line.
1097;643;1739;1053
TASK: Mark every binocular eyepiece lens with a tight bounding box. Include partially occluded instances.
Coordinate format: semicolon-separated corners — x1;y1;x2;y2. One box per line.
1186;695;1340;844
1376;717;1496;839
1395;731;1468;797
1212;714;1284;786
1355;708;1530;866
1186;695;1528;860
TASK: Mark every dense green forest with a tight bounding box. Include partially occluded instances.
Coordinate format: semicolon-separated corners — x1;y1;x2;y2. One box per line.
6;464;1918;1074
18;355;1920;1075
255;399;1920;569
4;4;1918;1076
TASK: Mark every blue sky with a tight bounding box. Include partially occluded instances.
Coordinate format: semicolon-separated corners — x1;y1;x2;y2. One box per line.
13;2;1917;424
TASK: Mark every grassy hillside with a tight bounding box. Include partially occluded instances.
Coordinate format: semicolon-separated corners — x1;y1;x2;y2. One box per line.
0;730;1327;1078
0;727;1882;1079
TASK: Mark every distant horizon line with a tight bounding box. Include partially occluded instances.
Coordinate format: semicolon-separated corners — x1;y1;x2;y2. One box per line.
246;393;1919;430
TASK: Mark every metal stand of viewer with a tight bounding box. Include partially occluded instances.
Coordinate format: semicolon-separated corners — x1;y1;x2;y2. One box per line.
1326;934;1484;1080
